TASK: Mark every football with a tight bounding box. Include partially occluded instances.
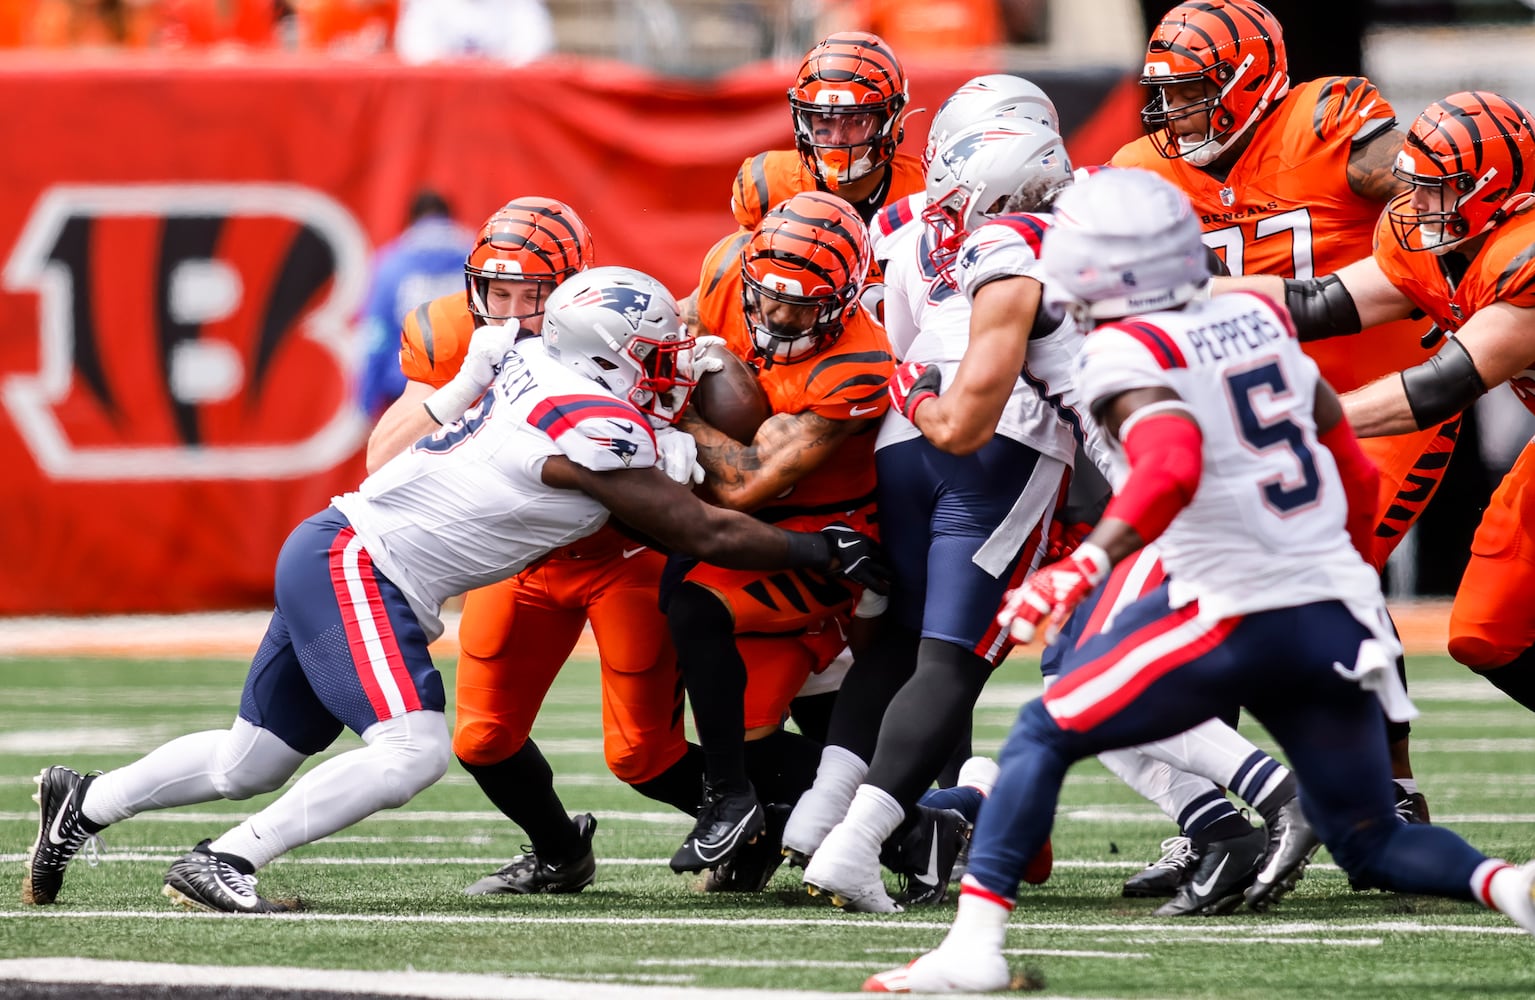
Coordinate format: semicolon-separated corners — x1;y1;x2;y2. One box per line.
691;344;771;444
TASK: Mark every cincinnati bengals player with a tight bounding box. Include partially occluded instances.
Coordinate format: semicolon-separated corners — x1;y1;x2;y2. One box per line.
1111;0;1441;822
729;31;923;232
666;191;895;877
1221;92;1535;720
20;266;890;914
363;199;710;898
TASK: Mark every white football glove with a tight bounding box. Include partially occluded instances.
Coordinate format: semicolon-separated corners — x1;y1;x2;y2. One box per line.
998;543;1112;645
423;323;519;424
686;335;729;379
654;426;705;485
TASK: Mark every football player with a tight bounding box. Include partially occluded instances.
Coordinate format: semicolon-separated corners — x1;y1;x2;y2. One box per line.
731;31;923;231
366;199;711;897
863;167;1535;996
665;191;895;879
21;267;888;913
1111;0;1449;822
1218;93;1535;722
799;122;1311;915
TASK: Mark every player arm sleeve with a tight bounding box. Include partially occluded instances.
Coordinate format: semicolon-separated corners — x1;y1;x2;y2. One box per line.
1100;403;1203;544
1399;335;1489;429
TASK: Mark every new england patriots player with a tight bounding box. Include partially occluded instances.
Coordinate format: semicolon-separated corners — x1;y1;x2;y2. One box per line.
22;268;888;914
863;169;1535;994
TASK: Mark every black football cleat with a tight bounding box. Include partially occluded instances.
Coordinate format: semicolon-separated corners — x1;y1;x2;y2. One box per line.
1245;797;1322;912
670;781;765;874
1394;782;1431;825
1123;835;1201;898
706;803;790;893
23;765;104;905
163;840;289;914
881;806;970;906
466;813;598;895
1154;825;1264;917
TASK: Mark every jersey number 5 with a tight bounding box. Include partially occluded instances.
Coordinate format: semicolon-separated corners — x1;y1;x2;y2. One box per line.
1226;361;1320;515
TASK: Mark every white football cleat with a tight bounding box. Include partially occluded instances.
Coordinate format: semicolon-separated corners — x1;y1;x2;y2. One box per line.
862;946;1012;993
1497;861;1535;936
803;823;901;914
782;780;855;866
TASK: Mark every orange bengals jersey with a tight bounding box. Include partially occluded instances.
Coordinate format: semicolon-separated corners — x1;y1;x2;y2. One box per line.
1113;76;1432;393
397;292;478;389
731;150;927;231
696;231;895;512
1374;208;1535;412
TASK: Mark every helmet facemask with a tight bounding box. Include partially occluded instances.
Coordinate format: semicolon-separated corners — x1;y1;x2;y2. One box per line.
741;266;851;368
465;271;557;332
791;100;900;190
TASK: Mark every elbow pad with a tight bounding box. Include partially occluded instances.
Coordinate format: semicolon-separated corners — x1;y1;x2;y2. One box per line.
1400;335;1488;430
1283;274;1362;342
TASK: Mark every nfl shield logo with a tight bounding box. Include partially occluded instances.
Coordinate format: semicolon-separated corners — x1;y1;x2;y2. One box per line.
1219;187;1235;207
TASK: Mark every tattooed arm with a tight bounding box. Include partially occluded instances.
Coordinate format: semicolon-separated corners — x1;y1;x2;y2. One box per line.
677;406;867;512
1347;127;1409;202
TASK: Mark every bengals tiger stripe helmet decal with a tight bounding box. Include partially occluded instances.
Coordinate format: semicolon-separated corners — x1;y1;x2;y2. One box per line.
740;191;872;366
788;32;908;191
1139;0;1290;167
464;197;596;327
1388;91;1535;253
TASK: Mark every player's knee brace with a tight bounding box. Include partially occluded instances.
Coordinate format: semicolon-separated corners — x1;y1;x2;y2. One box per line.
210;719;306;800
366;712;452;809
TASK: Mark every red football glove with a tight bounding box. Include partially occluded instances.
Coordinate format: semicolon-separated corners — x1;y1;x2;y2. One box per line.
889;360;941;422
998;543;1112;644
1045;519;1096;563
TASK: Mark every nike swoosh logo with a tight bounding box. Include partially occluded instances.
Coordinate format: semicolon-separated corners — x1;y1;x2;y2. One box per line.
622;547;647;559
1358;99;1377;118
47;785;78;846
1190;853;1229;897
918;821;941;885
836;538;859;549
849;404;880;417
692;809;761;864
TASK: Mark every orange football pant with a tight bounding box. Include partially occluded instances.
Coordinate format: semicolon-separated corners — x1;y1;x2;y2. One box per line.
451;534;686;785
685;506;873;730
1364;417;1459;572
1448;439;1535;670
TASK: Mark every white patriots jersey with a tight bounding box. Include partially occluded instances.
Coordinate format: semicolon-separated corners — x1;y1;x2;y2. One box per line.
332;339;657;640
876;214;1074;462
955;213;1103;471
870;191;925;267
1074;291;1385;620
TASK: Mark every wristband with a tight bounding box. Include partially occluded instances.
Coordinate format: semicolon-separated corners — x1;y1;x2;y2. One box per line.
422;376;485;426
783;529;832;570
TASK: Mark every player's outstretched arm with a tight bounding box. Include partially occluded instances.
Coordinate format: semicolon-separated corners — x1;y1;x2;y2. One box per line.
366;380;439;473
540;456;888;591
679;408;864;512
912;274;1041;455
1213;256;1415;340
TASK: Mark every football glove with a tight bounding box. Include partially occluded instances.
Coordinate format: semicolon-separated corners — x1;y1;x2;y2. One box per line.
820;523;892;595
423;323;518;424
889;360;941;422
654;426;705;485
998;543;1112;644
686;335;729;379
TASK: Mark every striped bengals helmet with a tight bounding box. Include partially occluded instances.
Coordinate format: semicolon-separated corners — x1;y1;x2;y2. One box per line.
740;192;872;366
788;32;908;190
1388;92;1535;253
464;197;595;327
1139;0;1289;167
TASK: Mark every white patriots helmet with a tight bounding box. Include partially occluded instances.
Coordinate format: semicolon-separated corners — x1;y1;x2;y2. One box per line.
1040;168;1211;324
540;266;698;427
923;74;1060;170
921;118;1074;284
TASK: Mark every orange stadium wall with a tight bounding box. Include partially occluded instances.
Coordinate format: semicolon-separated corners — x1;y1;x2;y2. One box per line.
0;55;1140;615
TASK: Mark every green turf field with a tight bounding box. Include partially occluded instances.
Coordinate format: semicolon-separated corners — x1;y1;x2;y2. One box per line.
2;651;1533;998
